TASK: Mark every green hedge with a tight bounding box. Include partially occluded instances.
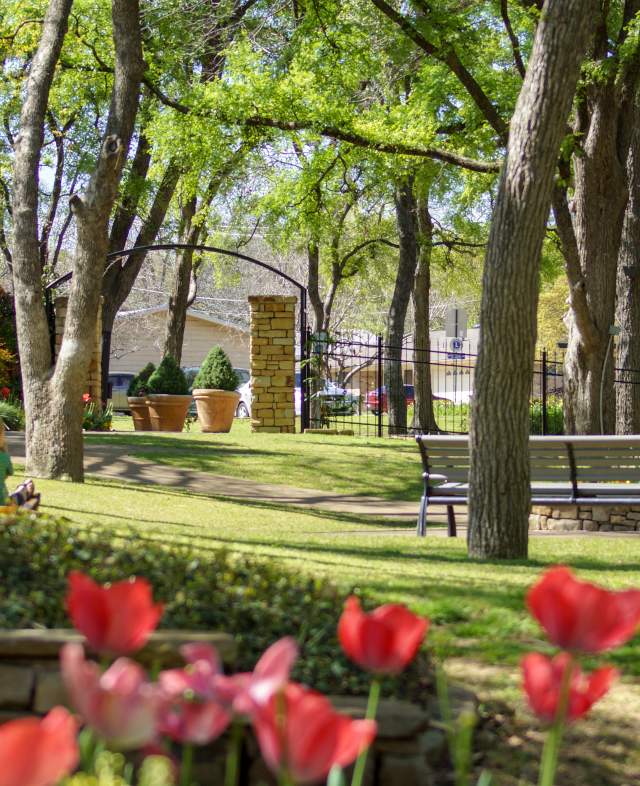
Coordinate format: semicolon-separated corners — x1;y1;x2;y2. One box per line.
0;512;432;700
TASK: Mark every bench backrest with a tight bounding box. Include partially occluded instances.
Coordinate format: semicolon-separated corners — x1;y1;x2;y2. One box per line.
417;435;640;483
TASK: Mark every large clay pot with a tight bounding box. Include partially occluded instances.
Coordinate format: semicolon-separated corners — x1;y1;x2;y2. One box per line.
128;397;152;431
146;394;192;432
192;389;240;433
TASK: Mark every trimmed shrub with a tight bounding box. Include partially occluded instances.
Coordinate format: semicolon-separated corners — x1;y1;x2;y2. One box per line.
193;347;239;391
127;363;156;397
0;400;25;430
146;356;189;396
0;512;432;700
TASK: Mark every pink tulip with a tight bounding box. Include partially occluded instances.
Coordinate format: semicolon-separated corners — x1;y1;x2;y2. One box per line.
61;643;161;749
66;571;163;656
253;682;376;784
159;643;231;745
0;707;78;786
214;637;298;715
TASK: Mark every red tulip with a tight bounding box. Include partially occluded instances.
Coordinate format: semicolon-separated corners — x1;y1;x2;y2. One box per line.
61;643;161;749
527;566;640;653
82;393;91;403
252;682;376;784
66;571;163;655
338;596;428;674
214;637;298;715
159;643;231;745
522;652;617;723
0;707;78;786
0;387;9;400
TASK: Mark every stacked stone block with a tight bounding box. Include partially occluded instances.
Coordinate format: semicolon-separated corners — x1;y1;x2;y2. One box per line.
530;504;640;532
54;296;103;403
248;295;296;433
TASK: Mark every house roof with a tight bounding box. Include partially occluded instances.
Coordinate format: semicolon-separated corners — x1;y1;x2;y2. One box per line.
116;304;249;334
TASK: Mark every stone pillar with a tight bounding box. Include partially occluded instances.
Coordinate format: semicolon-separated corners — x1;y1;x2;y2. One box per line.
54;296;103;403
248;295;296;433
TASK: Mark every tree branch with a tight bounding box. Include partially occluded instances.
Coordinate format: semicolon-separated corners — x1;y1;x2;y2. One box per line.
500;0;526;78
371;0;509;142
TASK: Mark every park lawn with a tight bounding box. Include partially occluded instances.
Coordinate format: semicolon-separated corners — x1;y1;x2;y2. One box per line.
35;474;640;677
88;416;423;501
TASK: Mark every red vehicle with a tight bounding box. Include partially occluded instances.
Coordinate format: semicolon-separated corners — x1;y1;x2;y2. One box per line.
366;385;415;415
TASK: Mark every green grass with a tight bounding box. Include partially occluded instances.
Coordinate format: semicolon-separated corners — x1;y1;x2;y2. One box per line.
33;474;640;676
90;416;423;501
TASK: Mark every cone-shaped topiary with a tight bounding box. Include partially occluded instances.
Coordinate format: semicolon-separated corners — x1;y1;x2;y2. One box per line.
127;362;156;397
193;346;239;391
146;356;189;395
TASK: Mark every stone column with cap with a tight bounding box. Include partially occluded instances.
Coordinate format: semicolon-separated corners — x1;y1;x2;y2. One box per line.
248;295;296;433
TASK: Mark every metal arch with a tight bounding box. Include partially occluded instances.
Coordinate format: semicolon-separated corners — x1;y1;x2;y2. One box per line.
45;242;310;430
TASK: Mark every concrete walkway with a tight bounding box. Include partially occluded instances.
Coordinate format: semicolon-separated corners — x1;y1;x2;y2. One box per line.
7;433;639;537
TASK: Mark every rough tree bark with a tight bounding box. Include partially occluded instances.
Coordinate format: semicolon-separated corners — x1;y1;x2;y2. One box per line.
412;191;438;433
554;1;640;434
12;0;143;480
616;119;640;434
163;197;199;364
468;0;598;559
101;159;181;400
386;177;418;436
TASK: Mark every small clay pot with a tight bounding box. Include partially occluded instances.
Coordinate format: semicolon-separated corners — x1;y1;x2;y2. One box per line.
128;397;152;431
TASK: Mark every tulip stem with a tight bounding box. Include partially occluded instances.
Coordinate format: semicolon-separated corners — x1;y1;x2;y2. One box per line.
350;678;381;786
224;720;243;786
538;657;573;786
180;742;194;786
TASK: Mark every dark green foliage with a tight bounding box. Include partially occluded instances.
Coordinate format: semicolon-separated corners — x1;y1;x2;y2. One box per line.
0;400;25;430
127;363;157;397
147;356;189;396
83;402;113;432
530;396;564;435
0;512;432;701
193;347;239;391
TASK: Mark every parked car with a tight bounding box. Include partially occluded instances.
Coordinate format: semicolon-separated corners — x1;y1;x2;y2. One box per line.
366;385;415;415
236;380;251;418
108;373;136;413
236;374;358;419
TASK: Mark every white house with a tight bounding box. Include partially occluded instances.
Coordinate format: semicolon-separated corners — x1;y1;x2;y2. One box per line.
110;305;251;374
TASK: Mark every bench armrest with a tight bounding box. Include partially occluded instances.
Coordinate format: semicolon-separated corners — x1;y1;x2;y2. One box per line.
426;473;448;487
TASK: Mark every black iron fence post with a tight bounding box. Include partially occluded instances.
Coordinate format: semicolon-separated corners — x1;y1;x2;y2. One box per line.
376;334;383;438
542;348;548;436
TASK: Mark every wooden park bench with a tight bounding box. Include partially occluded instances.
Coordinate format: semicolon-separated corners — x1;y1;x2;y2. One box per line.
416;435;640;537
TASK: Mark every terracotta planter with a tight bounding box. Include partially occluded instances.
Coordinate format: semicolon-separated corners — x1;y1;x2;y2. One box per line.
146;394;192;432
192;389;240;433
128;397;152;431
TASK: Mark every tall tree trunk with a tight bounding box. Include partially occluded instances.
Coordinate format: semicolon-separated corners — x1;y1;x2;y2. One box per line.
556;1;640;434
101;160;181;400
307;241;325;332
468;0;598;559
163;197;199;364
412;190;438;433
386;177;418;436
616;120;640;433
12;0;143;480
562;92;627;434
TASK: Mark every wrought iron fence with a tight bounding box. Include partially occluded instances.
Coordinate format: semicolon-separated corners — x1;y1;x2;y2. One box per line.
304;331;638;438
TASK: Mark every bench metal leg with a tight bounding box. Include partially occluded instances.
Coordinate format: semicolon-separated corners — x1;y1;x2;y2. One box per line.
447;506;457;537
417;495;428;537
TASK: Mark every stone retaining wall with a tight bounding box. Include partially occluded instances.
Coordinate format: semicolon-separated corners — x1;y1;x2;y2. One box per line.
0;628;473;786
530;504;640;532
